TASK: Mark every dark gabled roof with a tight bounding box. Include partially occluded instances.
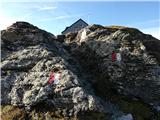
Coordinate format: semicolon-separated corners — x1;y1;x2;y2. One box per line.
62;19;88;34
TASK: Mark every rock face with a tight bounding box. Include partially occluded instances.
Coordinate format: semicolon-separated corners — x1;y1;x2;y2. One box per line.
1;22;160;120
67;25;160;110
1;22;105;118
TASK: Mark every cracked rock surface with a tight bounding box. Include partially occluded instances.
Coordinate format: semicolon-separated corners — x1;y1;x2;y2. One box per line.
1;22;160;120
1;22;105;118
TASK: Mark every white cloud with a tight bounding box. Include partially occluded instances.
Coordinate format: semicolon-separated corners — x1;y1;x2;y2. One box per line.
0;2;57;30
141;27;160;40
36;13;86;22
39;6;57;11
36;15;70;22
34;6;57;11
54;15;71;19
0;2;57;11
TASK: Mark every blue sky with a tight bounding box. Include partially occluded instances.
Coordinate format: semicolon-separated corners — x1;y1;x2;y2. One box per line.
0;1;159;39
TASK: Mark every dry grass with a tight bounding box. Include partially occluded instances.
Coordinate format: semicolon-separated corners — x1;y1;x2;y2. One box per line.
1;105;26;120
89;24;105;31
105;25;128;29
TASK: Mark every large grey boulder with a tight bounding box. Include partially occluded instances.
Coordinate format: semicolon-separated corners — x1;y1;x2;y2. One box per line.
68;25;160;110
1;22;105;117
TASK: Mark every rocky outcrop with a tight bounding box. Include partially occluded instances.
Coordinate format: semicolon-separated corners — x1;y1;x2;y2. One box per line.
1;22;107;119
1;22;160;120
73;25;160;101
67;24;160;119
